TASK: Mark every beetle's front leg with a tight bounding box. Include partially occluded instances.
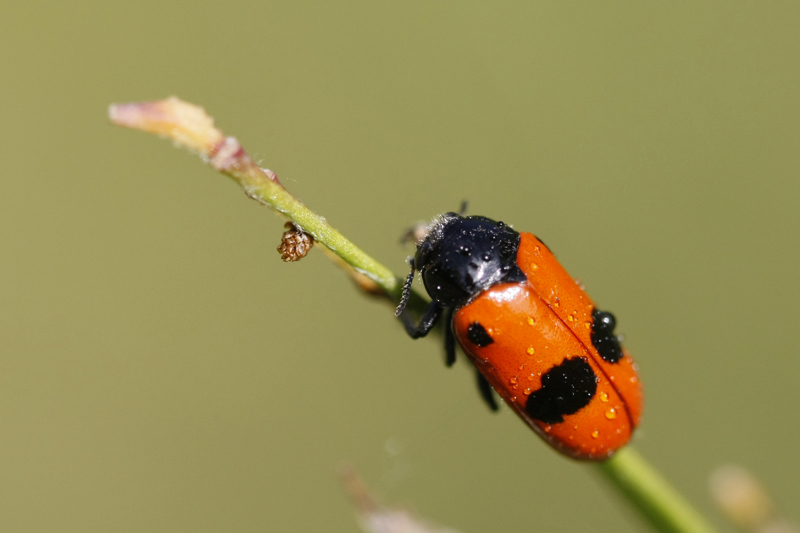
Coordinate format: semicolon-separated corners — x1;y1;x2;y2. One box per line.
399;300;443;339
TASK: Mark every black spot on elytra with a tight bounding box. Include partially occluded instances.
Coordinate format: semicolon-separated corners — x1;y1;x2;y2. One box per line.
467;323;494;347
525;357;598;424
591;309;622;363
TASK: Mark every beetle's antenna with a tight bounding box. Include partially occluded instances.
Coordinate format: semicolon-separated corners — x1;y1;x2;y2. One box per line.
458;201;468;216
395;258;416;317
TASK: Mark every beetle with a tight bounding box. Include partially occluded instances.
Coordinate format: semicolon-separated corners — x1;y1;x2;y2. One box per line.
395;212;642;460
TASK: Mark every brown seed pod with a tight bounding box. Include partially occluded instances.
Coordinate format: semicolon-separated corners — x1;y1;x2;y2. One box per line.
277;222;313;262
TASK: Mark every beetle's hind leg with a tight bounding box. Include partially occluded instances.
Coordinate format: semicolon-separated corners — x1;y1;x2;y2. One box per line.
475;370;499;411
443;308;456;367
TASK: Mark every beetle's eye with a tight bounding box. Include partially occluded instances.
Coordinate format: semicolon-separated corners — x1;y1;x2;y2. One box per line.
498;239;515;258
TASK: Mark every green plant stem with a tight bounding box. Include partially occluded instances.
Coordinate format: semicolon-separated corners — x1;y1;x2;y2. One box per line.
236;172;401;296
595;448;717;533
107;98;404;300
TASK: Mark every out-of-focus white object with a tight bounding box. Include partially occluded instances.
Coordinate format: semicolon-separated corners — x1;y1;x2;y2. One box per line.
340;466;462;533
710;464;797;533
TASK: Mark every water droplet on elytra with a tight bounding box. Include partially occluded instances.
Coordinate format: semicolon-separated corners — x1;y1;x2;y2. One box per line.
591;430;599;439
599;392;609;403
527;317;536;326
605;408;617;420
526;347;535;356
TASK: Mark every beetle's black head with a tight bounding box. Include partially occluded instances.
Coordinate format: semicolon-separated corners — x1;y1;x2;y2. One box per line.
412;213;526;308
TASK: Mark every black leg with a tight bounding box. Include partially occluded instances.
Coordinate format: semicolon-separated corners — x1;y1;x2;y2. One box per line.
443;307;456;367
399;300;443;339
476;370;499;412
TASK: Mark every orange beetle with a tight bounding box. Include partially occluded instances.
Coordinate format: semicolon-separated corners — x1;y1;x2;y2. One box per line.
396;213;642;460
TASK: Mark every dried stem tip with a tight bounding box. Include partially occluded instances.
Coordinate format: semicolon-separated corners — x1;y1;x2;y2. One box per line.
108;97;224;155
109;97;284;189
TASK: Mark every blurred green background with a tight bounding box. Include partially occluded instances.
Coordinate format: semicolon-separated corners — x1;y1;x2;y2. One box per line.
2;1;798;531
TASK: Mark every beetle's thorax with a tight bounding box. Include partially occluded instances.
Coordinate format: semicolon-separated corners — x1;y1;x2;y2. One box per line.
414;213;527;308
